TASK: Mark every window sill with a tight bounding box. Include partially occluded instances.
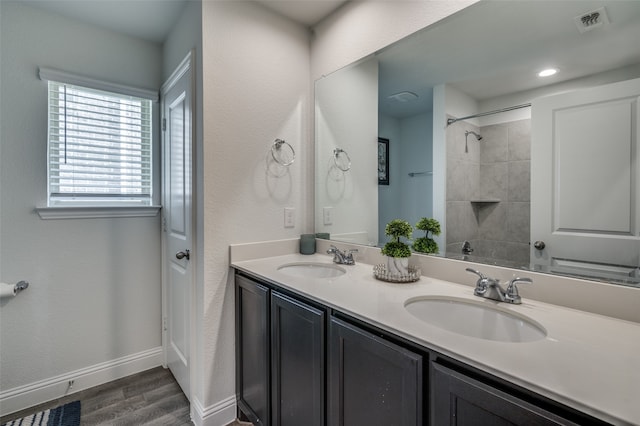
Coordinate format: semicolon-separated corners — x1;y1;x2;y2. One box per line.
36;205;162;220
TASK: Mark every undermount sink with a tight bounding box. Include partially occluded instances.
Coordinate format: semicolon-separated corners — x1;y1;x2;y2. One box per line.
404;296;546;343
277;262;346;279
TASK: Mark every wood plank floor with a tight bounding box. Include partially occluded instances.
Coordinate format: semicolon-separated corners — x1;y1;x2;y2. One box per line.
0;367;249;425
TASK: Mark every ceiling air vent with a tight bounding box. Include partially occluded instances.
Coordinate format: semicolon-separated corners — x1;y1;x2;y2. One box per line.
387;91;418;103
574;7;609;33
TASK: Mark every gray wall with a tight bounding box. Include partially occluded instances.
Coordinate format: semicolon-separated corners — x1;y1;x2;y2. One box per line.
400;113;434;240
0;0;163;405
379;112;433;244
198;0;311;418
378;114;402;243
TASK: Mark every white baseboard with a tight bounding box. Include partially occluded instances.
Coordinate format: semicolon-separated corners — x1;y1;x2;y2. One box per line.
0;347;163;416
191;394;237;426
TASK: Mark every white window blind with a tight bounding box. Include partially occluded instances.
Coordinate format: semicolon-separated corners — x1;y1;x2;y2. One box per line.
47;81;153;206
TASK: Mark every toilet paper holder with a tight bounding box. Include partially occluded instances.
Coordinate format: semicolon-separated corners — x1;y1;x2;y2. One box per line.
15;280;29;293
1;280;29;298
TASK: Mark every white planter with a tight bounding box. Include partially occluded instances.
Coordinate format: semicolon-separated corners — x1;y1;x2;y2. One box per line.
386;256;409;276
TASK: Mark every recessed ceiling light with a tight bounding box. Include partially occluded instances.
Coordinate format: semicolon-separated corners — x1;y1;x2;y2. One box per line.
538;68;558;77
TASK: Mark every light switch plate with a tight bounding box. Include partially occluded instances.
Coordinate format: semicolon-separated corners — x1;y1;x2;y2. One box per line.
323;207;333;225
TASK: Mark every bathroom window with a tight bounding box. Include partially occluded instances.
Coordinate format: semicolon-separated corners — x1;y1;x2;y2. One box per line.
46;80;152;207
35;68;160;219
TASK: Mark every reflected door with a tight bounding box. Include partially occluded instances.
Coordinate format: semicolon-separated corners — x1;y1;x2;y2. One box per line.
531;77;640;279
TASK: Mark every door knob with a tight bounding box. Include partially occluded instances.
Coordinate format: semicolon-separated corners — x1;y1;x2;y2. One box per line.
176;249;190;260
533;241;546;250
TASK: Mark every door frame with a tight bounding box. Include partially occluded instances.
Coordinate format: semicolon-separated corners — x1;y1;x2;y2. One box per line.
160;50;196;399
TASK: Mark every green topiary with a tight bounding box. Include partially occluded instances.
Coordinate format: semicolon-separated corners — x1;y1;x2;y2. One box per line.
381;219;413;258
412;217;441;254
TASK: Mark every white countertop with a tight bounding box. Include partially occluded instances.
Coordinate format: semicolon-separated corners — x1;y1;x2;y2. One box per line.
232;253;640;426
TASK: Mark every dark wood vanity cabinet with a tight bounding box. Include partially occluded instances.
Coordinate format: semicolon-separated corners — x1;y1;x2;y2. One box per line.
236;274;270;426
235;274;325;426
236;271;611;426
235;272;423;426
430;362;609;426
271;291;325;426
328;317;423;426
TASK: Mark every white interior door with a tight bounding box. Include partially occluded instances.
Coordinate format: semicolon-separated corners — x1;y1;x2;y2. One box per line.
161;53;193;399
531;77;640;280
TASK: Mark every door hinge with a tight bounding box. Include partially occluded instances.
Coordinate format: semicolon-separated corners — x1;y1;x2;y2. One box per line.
163;317;167;331
161;215;167;232
162;118;166;131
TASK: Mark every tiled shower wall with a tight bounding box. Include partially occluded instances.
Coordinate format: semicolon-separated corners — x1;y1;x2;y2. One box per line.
446;118;531;267
446;119;481;255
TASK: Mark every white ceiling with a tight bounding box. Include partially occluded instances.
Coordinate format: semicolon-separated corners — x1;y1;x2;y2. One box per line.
18;0;189;43
377;0;640;118
256;0;346;27
18;0;346;43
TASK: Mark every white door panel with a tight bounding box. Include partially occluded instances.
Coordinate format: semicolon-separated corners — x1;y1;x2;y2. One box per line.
554;100;633;234
169;94;187;236
162;53;193;400
531;77;640;279
169;263;188;365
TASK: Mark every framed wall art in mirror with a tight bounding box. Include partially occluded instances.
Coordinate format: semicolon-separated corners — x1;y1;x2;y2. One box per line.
378;138;389;185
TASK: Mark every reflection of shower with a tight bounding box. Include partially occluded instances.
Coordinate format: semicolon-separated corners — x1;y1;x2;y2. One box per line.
462;240;474;255
464;130;483;153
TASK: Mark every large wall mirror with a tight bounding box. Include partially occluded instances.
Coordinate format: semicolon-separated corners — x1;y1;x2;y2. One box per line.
315;0;640;287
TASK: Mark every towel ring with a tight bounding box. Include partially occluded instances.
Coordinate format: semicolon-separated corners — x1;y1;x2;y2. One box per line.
271;139;295;166
333;148;351;172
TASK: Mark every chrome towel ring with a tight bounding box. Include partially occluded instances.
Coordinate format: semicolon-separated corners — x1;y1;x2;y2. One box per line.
271;139;295;166
333;148;351;172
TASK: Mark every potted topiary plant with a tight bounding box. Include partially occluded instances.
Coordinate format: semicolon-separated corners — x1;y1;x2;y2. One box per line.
381;219;413;276
412;217;441;254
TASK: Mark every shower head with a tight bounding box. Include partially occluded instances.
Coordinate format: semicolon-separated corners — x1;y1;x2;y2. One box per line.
464;130;483;153
465;130;483;141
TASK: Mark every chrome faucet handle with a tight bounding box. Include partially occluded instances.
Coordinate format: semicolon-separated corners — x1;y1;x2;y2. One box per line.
327;245;340;255
466;268;490;295
327;245;340;259
465;267;487;280
344;248;358;264
505;277;532;304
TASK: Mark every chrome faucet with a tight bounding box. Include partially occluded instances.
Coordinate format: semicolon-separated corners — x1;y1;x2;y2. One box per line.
327;245;358;265
466;268;532;304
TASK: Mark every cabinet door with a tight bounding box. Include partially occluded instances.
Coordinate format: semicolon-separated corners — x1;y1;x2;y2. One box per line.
271;291;325;426
431;362;580;426
328;317;423;426
236;275;270;426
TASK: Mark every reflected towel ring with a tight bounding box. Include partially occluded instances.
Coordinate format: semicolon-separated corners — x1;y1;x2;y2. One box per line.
271;139;295;166
333;148;351;172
